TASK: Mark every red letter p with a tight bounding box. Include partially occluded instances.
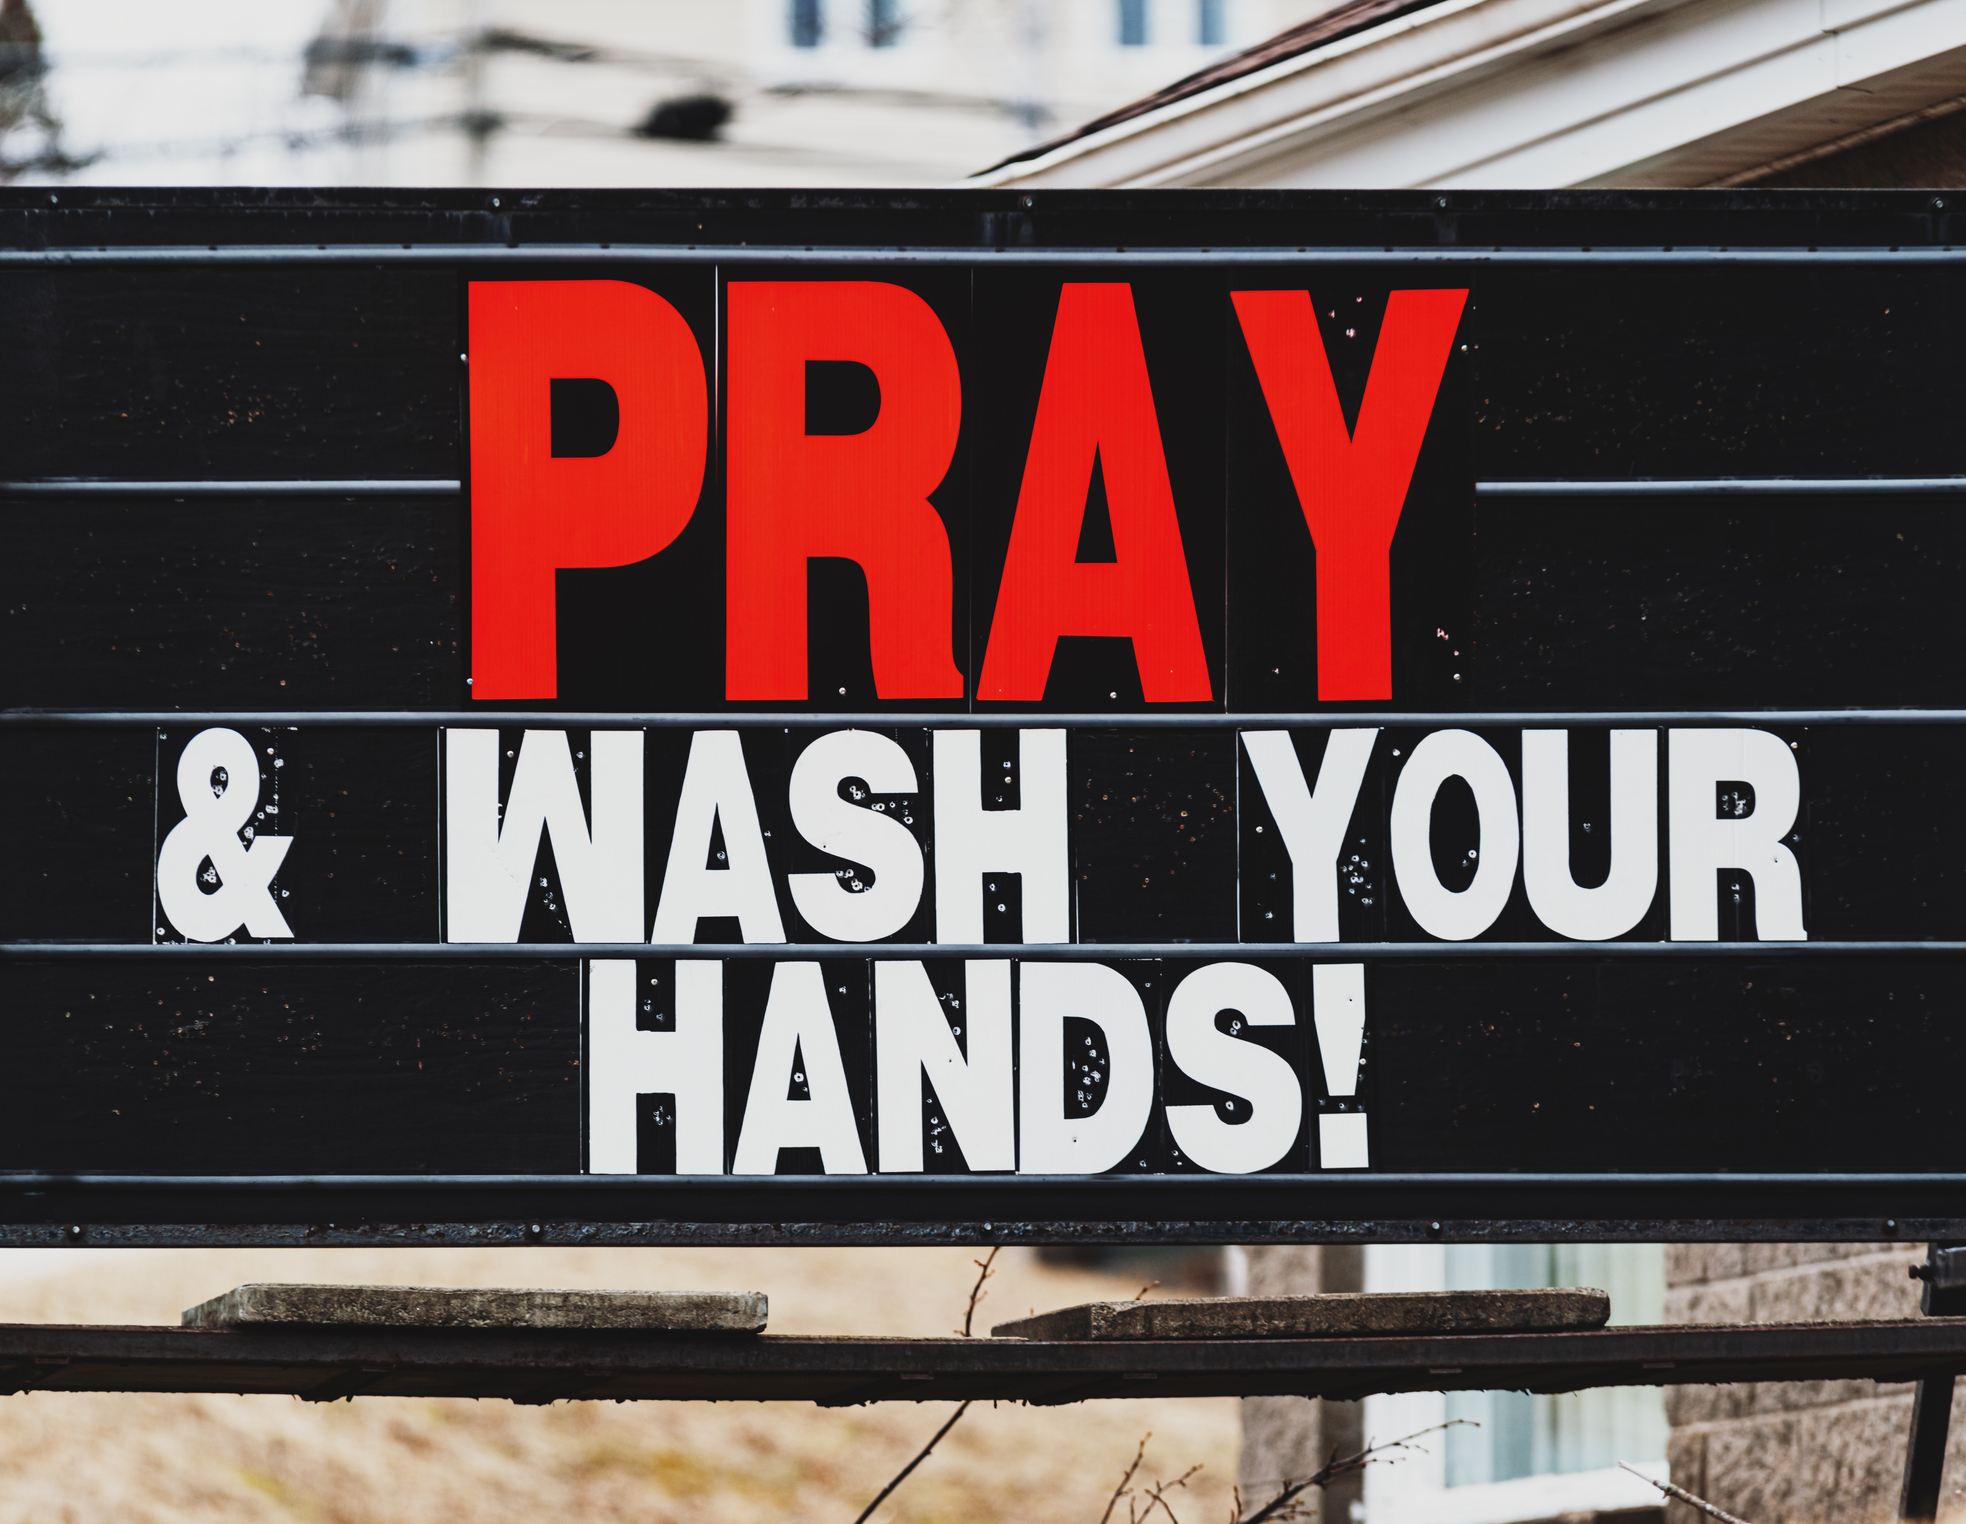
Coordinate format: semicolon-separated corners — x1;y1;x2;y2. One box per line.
468;280;708;700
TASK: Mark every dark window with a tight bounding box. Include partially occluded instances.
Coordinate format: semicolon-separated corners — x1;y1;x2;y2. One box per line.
790;0;823;48
1198;0;1225;45
867;0;901;46
1118;0;1148;46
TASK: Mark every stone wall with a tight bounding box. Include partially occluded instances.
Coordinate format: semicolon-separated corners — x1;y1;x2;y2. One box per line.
1666;1243;1966;1524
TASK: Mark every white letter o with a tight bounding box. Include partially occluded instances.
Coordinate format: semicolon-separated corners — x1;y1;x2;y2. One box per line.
1390;729;1519;941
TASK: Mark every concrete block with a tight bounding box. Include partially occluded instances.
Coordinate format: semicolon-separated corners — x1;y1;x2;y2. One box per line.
1748;1375;1899;1415
1665;1381;1754;1426
1667;1243;1746;1287
1665;1430;1708;1524
1733;1241;1887;1277
1671;1374;1906;1428
1749;1253;1921;1325
1662;1243;1702;1287
1700;1413;1800;1523
1721;1242;1812;1278
1664;1280;1752;1328
1795;1397;1912;1524
992;1288;1609;1341
183;1283;768;1333
1945;1382;1966;1524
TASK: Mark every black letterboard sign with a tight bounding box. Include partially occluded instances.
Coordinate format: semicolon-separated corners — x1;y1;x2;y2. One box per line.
4;190;1963;1246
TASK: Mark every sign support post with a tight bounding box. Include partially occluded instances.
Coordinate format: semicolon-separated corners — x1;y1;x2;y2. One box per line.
1901;1245;1965;1521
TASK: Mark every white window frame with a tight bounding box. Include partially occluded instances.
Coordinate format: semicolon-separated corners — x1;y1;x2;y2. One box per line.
1359;1245;1669;1524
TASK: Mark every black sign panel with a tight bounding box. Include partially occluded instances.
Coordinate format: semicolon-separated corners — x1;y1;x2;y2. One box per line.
3;189;1965;1244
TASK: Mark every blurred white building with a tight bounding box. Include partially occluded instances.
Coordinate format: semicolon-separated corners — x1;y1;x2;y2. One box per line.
974;0;1966;188
7;0;1340;186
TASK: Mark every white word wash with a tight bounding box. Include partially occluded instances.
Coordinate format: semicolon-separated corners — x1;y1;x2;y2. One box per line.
427;724;1807;948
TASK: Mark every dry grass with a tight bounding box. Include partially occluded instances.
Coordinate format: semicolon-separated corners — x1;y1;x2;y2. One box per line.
0;1244;1239;1524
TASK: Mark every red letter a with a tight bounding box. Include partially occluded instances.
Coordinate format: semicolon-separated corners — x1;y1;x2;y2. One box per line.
1232;287;1466;702
469;280;708;701
726;282;964;700
978;283;1212;703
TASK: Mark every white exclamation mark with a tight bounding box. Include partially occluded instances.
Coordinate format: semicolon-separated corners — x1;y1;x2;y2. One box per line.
1313;963;1369;1168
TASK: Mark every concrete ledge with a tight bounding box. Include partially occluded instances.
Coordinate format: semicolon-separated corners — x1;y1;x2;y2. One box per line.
182;1284;768;1333
991;1288;1610;1341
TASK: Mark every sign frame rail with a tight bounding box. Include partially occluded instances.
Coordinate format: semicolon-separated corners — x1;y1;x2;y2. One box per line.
6;243;1966;267
1;1317;1963;1405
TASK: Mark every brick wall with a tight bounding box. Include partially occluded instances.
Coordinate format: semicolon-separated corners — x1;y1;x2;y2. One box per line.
1666;1243;1966;1523
1238;1241;1965;1524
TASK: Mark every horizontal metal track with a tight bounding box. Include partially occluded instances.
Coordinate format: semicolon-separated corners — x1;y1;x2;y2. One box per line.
6;477;1961;499
0;479;460;497
1;1318;1962;1404
0;1217;1955;1246
2;1171;1962;1191
1;708;1958;728
2;940;1957;960
1;1217;1955;1247
0;243;1962;267
1478;477;1966;496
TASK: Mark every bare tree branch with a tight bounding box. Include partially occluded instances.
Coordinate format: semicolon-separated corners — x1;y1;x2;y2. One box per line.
1134;1280;1161;1301
961;1247;1000;1337
1619;1461;1758;1524
1236;1421;1476;1524
850;1249;1003;1522
1139;1463;1202;1524
1236;1478;1315;1524
1099;1433;1151;1524
850;1401;972;1524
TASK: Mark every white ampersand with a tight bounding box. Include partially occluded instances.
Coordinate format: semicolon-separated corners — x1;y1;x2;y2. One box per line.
156;727;293;941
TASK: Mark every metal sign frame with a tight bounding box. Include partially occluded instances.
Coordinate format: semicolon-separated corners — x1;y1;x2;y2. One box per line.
5;189;1965;1244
